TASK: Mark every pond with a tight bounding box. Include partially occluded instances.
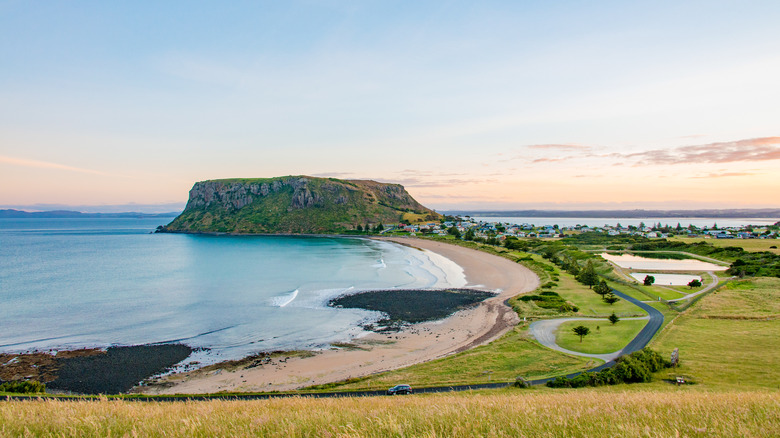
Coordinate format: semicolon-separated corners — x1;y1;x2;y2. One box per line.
600;253;728;271
629;273;704;286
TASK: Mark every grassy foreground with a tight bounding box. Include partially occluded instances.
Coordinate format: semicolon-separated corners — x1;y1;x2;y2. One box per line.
2;390;777;437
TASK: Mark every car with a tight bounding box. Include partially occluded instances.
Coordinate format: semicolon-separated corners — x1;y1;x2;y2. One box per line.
386;384;413;395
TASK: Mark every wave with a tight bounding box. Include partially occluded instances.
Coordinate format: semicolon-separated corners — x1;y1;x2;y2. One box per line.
372;258;386;269
271;289;299;307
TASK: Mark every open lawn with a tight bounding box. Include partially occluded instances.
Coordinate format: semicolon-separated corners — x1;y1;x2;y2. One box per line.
672;236;780;255
650;277;780;389
308;324;595;391
1;391;777;437
556;319;648;354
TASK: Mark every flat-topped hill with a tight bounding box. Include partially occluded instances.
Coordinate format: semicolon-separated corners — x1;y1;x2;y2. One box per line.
162;176;439;234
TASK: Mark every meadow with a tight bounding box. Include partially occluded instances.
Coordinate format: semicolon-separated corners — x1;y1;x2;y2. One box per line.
649;277;780;389
1;390;777;437
671;236;780;255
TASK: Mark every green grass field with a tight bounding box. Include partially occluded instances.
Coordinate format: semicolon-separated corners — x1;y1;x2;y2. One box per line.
555;319;648;354
650;277;780;389
671;236;780;255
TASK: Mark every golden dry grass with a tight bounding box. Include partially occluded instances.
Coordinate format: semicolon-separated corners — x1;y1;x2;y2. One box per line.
1;390;777;437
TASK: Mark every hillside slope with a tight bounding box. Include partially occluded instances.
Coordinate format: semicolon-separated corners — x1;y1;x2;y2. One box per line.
162;176;439;234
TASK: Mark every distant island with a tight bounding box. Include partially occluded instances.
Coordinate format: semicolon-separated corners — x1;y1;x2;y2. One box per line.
0;209;179;219
448;209;780;219
160;176;440;234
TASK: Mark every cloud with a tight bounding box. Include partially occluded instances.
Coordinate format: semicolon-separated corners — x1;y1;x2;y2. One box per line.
525;144;592;151
689;171;759;179
389;177;497;188
616;137;780;165
0;155;111;176
311;172;356;178
532;156;575;163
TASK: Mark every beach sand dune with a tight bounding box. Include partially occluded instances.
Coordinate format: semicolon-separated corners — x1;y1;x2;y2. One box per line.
143;238;538;394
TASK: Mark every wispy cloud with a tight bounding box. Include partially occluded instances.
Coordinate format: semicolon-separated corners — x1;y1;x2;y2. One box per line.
689;171;759;179
615;137;780;165
390;177;496;188
311;172;356;178
0;155;111;176
532;157;575;163
525;144;592;151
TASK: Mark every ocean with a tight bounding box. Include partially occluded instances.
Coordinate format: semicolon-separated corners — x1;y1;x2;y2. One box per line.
0;217;466;367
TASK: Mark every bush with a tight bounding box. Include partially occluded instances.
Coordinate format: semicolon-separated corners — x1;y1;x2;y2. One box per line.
0;380;46;394
545;348;671;389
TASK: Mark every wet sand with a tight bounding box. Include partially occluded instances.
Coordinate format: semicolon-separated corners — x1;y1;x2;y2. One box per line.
142;237;539;395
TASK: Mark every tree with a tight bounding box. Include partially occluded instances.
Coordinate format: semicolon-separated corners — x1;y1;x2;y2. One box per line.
356;224;363;232
593;280;611;296
572;325;590;343
375;223;384;233
464;228;476;241
608;312;620;325
687;278;702;288
577;260;599;289
447;226;461;239
603;293;620;305
643;275;655;286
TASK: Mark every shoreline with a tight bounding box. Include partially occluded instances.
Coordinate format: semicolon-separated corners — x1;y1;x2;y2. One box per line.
141;237;539;394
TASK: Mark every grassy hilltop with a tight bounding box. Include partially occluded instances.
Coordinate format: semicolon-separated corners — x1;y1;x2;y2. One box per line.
163;176;439;234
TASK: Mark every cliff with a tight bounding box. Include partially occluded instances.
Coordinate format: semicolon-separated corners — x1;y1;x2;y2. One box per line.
162;176;440;234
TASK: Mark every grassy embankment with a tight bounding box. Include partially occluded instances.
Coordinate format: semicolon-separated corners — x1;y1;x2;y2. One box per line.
649;277;780;389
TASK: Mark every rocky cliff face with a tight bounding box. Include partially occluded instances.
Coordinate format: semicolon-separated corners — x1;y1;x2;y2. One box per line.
164;176;439;234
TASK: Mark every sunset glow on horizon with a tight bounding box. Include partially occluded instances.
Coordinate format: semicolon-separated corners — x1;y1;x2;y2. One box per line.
1;1;779;211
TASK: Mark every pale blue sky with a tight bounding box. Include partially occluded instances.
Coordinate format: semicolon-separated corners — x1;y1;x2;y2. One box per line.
2;1;779;210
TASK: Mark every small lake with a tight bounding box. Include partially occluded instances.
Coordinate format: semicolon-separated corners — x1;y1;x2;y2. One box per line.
600;253;728;271
629;273;703;286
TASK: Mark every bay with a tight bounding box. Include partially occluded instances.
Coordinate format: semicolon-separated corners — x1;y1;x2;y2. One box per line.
0;218;465;367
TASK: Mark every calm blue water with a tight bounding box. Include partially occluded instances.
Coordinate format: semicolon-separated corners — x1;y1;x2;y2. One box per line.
0;218;464;366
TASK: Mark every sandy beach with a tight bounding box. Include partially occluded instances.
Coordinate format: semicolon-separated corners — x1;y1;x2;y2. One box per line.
141;237;539;394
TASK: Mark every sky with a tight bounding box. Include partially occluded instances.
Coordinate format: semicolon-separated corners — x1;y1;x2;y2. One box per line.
1;0;779;212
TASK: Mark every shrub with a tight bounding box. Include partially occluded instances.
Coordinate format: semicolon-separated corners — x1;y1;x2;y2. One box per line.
545;348;671;388
0;380;46;394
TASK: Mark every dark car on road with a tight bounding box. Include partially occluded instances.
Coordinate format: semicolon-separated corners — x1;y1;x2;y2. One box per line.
387;384;413;395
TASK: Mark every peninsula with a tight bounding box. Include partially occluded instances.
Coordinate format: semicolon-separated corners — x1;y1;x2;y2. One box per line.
161;176;439;234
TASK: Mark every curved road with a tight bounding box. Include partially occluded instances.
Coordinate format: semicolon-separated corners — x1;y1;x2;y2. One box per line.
527;288;664;377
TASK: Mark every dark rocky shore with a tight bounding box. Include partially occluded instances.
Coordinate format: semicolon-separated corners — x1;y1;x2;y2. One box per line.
329;288;496;330
1;344;192;395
